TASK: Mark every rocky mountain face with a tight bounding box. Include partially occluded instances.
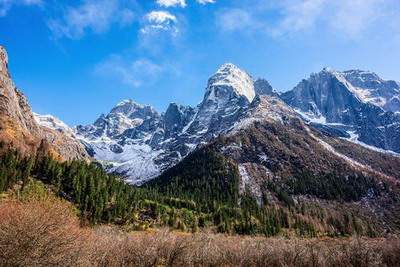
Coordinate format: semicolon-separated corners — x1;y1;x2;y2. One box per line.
0;46;88;161
342;70;400;113
281;68;400;153
150;91;400;234
254;78;278;97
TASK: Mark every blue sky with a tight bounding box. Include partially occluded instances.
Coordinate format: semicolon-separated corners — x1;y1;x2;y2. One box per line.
1;0;400;126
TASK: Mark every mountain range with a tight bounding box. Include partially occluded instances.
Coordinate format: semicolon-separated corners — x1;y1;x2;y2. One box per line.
2;44;398;186
69;62;399;185
2;45;400;233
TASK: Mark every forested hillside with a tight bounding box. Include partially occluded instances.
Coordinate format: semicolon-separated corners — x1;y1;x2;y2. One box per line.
1;141;398;237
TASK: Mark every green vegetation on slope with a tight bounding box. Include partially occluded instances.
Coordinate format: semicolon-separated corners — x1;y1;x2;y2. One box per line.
0;142;393;237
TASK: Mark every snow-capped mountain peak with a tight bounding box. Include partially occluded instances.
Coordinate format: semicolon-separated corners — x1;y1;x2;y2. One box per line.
34;113;75;137
75;63;277;184
205;63;255;103
281;68;400;153
110;99;159;118
341;70;400;112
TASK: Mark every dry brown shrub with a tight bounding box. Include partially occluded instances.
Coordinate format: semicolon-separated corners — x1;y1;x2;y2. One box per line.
1;197;399;267
381;236;400;267
89;228;190;267
0;198;90;266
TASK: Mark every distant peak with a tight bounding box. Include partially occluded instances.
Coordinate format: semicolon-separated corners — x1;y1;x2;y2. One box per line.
343;69;381;80
217;63;239;71
343;69;373;74
322;67;336;73
111;99;148;115
207;63;255;102
254;78;276;96
116;99;143;108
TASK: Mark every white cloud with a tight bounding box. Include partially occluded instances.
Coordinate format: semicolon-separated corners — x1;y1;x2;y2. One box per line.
273;0;388;37
217;9;257;32
147;10;177;24
327;0;385;37
277;0;326;34
94;55;167;88
0;0;42;17
196;0;215;4
217;0;400;39
156;0;215;7
156;0;186;8
48;0;135;39
141;10;178;35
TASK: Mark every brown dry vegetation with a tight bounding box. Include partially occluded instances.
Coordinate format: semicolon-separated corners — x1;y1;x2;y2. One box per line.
1;196;400;267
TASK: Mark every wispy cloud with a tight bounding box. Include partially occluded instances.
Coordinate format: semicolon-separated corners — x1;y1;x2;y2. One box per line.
48;0;135;39
155;0;215;7
196;0;216;4
217;0;400;39
156;0;186;8
94;54;174;88
216;8;259;32
0;0;42;17
276;0;325;34
140;10;178;35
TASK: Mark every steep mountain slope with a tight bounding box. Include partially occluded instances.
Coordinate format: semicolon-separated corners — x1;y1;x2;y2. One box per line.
342;70;400;113
0;46;88;161
281;68;400;153
149;95;400;234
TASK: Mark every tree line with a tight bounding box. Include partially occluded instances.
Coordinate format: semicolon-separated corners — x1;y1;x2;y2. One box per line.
0;143;381;237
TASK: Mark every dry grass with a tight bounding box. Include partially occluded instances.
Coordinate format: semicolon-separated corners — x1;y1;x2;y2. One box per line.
1;197;399;267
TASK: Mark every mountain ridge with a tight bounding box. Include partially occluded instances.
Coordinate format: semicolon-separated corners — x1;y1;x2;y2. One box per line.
71;63;400;184
281;67;400;153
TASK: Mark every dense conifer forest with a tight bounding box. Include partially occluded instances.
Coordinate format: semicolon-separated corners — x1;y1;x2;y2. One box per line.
0;142;393;237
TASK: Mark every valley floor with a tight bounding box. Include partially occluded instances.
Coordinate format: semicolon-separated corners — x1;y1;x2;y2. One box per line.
1;195;399;267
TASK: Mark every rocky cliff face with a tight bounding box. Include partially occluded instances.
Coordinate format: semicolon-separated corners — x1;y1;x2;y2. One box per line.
0;46;41;154
254;78;278;97
281;68;400;153
342;70;400;113
0;46;88;161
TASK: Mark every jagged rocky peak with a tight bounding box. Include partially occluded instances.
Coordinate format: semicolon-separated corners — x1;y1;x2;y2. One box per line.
312;67;342;80
77;99;161;139
163;103;194;137
281;67;400;153
110;99;160;119
313;68;400;111
343;69;381;83
205;63;255;103
341;69;400;112
254;78;277;96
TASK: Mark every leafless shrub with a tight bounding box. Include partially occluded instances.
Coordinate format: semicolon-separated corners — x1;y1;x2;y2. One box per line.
1;198;400;267
381;236;400;267
0;199;90;266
